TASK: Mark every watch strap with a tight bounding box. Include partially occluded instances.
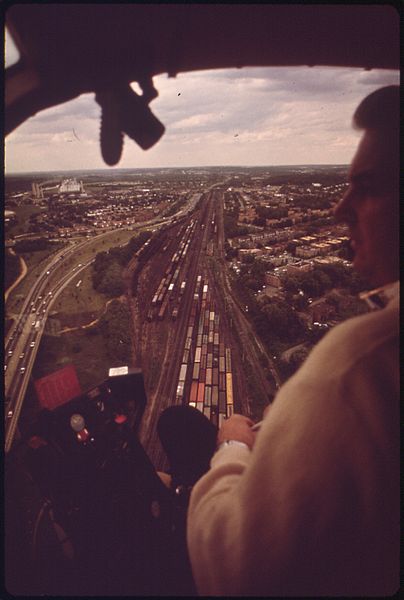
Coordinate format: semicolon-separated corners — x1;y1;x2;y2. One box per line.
217;440;250;452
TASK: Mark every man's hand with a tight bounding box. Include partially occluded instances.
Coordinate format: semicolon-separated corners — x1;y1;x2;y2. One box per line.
218;414;256;449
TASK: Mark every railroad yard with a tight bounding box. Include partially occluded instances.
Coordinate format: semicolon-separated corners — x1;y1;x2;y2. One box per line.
128;189;276;470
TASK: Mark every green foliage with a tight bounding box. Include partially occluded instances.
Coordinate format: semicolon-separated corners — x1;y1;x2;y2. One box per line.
282;267;332;298
252;216;266;227
283;275;300;293
97;262;125;296
256;205;288;220
224;241;238;259
286;241;298;254
92;231;151;296
238;258;266;291
98;300;132;363
223;215;248;238
14;238;53;253
165;196;187;217
117;231;152;265
346;270;368;294
260;302;306;341
291;195;332;210
251;260;267;278
300;270;331;297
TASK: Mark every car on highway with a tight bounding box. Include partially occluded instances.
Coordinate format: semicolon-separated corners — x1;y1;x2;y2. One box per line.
30;341;35;348
8;350;13;356
19;353;24;359
20;367;26;374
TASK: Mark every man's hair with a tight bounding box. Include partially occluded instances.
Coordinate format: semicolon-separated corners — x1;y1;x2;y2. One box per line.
353;85;399;133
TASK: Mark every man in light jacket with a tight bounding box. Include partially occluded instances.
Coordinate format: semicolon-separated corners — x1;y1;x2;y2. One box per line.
187;85;399;596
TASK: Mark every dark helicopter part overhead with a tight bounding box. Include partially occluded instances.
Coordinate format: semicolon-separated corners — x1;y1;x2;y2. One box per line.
5;4;399;164
96;80;165;166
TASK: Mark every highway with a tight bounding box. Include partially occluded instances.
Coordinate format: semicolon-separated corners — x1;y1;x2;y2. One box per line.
4;251;94;453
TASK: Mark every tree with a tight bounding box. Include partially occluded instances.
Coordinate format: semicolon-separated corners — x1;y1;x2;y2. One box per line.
253;217;266;227
243;277;262;292
242;254;255;265
317;262;351;287
99;299;132;362
98;262;125;296
283;274;301;294
300;270;331;297
286;241;298;255
251;260;267;279
347;271;367;294
261;300;307;343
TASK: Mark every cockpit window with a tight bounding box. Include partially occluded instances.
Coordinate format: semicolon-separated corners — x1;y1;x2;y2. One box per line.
4;65;399;450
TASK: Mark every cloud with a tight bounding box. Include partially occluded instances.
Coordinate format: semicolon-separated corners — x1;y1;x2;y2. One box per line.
5;65;399;172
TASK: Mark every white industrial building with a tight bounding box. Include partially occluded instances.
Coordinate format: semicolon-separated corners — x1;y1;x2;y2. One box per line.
59;178;84;194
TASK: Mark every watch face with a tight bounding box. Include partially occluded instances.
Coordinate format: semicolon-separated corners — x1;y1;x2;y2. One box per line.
70;413;85;432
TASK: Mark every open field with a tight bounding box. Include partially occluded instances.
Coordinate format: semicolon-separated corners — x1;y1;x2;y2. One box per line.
21;245;64;271
52;266;107;325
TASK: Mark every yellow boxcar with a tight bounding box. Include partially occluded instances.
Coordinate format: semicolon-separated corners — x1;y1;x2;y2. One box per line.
226;373;233;405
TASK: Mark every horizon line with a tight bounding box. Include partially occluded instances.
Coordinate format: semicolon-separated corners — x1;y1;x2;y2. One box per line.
5;163;350;176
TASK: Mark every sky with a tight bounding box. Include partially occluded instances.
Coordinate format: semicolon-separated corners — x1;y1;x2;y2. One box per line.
5;30;399;174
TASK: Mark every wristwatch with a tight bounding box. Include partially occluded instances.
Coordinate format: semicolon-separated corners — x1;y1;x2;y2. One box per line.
217;440;250;452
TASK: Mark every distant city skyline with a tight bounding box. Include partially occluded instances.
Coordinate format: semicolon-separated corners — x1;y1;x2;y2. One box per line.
5;61;398;174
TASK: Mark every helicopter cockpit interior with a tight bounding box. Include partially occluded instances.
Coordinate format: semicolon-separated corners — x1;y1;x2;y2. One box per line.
4;4;399;596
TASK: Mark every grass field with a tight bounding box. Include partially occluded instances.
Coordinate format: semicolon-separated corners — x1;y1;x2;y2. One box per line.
50;228;140;323
52;266;107;327
21;245;64;271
